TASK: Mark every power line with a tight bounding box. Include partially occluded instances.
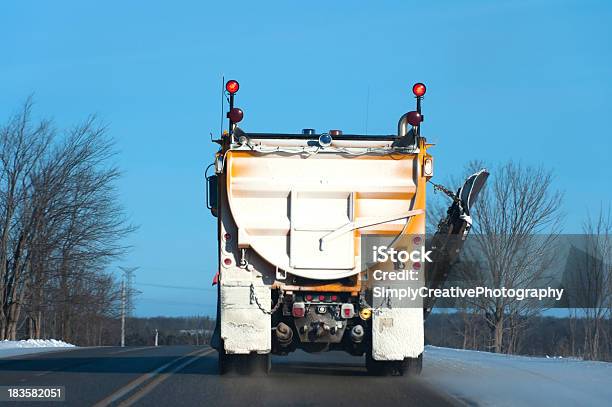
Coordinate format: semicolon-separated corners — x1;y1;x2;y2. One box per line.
138;298;215;308
134;282;215;292
129;265;213;272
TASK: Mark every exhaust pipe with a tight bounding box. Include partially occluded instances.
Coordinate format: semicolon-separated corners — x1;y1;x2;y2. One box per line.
397;113;411;138
395;114;417;148
275;322;293;346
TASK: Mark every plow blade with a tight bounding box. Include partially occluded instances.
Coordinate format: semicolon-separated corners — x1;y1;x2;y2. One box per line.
424;169;489;318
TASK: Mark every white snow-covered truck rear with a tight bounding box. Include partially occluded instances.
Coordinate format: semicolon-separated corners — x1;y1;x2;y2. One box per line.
206;80;488;375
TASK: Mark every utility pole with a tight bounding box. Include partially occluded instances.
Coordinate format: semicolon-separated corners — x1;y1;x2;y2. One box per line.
119;266;139;347
121;279;125;347
155;329;159;347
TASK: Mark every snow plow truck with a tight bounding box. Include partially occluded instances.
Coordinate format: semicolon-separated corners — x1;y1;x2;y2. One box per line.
207;80;488;375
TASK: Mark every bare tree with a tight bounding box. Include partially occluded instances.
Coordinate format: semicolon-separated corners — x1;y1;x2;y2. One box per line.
565;205;612;360
466;161;564;353
0;98;52;339
0;98;134;342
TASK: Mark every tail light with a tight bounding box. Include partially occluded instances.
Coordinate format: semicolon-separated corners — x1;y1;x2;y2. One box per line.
406;111;422;126
292;302;306;318
227;107;244;123
225;80;239;94
412;82;426;97
341;304;355;319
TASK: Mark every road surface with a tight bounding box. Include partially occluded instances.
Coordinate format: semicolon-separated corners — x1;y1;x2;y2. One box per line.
0;346;463;406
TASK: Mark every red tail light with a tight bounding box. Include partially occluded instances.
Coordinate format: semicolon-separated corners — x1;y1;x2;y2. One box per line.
412;82;426;97
292;302;305;318
406;111;422;126
341;304;355;318
331;295;338;302
225;80;239;94
227;107;243;123
305;294;313;302
318;295;326;302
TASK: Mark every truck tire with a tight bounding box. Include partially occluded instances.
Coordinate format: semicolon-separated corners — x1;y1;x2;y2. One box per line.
252;353;271;375
219;349;244;375
218;352;271;375
210;283;222;351
218;351;235;375
365;353;422;376
405;354;423;375
365;352;405;376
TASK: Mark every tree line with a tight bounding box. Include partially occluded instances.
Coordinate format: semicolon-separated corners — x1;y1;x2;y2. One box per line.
0;99;134;343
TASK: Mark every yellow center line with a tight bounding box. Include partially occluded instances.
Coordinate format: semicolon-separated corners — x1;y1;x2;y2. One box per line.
92;347;213;407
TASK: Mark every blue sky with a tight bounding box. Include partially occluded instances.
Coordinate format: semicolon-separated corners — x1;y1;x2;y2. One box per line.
1;0;610;316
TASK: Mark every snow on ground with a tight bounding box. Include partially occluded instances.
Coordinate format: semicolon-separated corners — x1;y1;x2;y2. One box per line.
0;339;75;358
422;345;612;406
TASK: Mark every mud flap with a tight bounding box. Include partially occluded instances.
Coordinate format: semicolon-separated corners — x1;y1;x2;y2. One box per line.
372;308;424;360
219;283;271;354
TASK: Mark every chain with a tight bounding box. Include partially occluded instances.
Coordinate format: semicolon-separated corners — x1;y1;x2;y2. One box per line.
359;286;394;314
428;180;465;214
250;283;283;315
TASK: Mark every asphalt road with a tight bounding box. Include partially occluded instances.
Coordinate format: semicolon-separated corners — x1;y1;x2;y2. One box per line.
0;346;463;407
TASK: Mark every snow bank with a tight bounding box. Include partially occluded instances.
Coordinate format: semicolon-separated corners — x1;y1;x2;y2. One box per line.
423;345;612;406
0;339;76;358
